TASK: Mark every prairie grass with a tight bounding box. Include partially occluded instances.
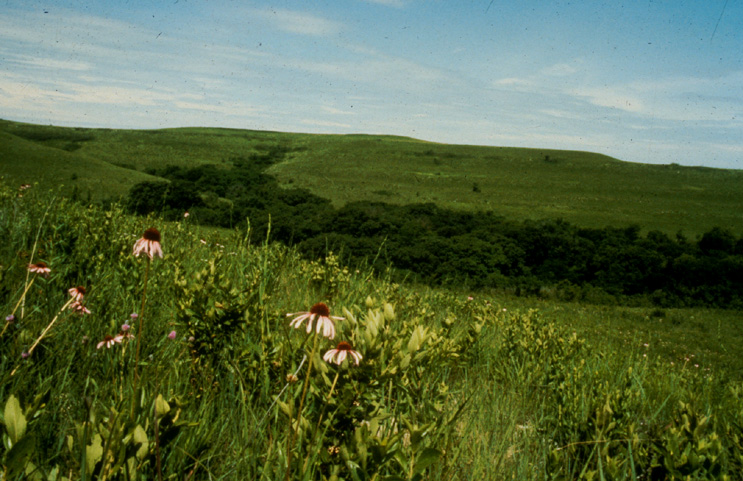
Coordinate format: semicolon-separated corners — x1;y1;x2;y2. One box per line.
2;119;743;238
1;184;743;480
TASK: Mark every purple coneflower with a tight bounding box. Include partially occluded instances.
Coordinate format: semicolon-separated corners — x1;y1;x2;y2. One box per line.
68;286;86;301
28;262;51;277
287;302;342;339
133;228;163;259
323;341;363;366
69;301;91;315
96;334;123;349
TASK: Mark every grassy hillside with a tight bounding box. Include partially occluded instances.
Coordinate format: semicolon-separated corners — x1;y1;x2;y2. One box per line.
1;119;742;237
2;185;743;479
268;137;743;237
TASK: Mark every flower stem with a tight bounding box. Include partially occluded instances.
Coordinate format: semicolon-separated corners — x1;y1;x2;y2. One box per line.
22;197;54;319
131;257;151;416
10;296;75;376
1;275;38;340
303;370;341;474
285;328;319;481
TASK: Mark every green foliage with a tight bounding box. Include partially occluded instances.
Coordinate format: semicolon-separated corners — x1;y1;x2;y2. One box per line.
123;159;743;307
3;118;743;237
2;184;743;479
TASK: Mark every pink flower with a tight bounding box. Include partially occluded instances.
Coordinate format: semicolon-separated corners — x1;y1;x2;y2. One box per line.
121;323;131;332
68;286;86;301
133;228;163;259
69;301;91;315
168;330;176;340
28;262;51;277
96;334;123;349
323;341;363;366
287;302;343;339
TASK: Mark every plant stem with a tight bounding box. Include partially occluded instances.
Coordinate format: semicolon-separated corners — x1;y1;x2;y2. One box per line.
155;416;163;481
285;328;319;481
1;275;37;340
303;370;341;474
22;196;54;319
132;257;151;416
10;296;76;376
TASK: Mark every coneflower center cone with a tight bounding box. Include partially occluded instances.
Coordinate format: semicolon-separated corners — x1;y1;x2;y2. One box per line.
142;228;161;242
310;302;330;317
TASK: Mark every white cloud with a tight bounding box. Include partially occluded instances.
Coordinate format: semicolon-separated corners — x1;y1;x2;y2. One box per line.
541;62;579;77
363;0;408;7
321;106;356;115
709;142;743;153
494;77;531;86
300;119;352;129
6;54;91;71
572;87;645;113
173;101;263;117
253;8;342;36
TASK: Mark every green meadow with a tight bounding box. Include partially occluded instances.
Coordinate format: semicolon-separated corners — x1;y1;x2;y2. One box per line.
2;120;743;479
1;186;743;480
2;119;743;238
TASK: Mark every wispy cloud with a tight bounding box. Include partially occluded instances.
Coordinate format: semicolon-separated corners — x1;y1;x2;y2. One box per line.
363;0;408;7
4;53;91;71
252;8;342;36
300;118;352;129
572;87;645;113
322;106;356;116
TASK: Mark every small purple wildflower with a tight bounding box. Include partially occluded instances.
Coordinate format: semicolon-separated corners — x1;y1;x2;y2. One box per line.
121;323;131;332
130;313;138;319
5;314;15;322
168;330;176;340
21;351;29;359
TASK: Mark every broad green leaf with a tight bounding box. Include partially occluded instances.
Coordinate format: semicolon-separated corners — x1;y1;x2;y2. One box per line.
383;303;395;322
154;394;170;420
4;394;28;445
407;325;428;354
133;424;149;460
413;447;442;475
4;434;35;479
86;433;103;476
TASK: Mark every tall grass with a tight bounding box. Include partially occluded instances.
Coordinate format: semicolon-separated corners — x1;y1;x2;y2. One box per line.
1;184;742;480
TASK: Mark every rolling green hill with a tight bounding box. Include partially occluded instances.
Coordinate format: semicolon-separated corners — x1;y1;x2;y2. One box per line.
1;118;742;237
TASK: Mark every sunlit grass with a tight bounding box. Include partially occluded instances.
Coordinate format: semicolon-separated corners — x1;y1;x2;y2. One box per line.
1;184;743;479
2;119;743;238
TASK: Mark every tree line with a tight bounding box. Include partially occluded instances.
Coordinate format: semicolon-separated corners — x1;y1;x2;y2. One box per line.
124;154;743;308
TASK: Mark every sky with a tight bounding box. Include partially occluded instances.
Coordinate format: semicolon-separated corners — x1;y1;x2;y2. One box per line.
1;0;742;168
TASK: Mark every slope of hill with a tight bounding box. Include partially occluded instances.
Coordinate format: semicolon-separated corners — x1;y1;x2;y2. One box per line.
1;119;742;237
0;126;159;199
267;137;743;237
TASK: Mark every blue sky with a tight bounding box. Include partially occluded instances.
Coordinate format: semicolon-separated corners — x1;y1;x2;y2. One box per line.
1;0;741;168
